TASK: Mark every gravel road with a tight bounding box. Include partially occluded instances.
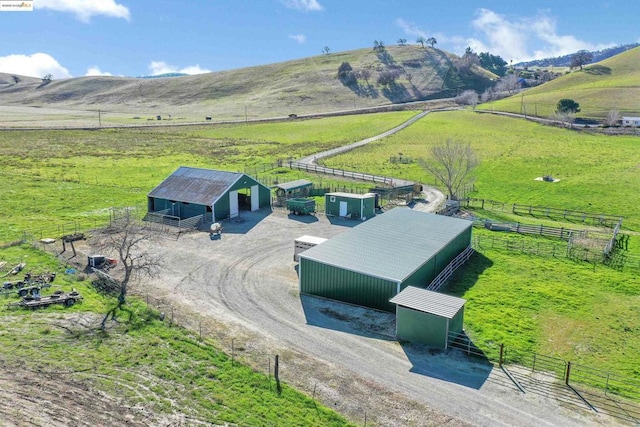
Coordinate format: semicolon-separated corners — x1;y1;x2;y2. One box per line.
137;209;612;427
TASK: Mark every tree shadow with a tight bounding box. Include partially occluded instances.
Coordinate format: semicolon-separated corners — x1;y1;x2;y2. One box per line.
584;65;612;75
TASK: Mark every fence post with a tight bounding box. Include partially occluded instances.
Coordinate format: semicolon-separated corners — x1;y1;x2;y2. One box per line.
565;361;571;385
532;354;537;372
499;344;504;367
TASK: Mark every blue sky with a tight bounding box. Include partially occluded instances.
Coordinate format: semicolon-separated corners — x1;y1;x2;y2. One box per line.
0;0;638;79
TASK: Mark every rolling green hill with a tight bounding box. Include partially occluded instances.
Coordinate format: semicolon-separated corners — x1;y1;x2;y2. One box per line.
0;46;494;124
479;46;640;119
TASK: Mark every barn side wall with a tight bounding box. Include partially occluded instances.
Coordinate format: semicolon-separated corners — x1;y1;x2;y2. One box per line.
300;259;398;312
396;306;448;348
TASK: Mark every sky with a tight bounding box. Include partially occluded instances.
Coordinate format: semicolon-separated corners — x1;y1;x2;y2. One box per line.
0;0;638;79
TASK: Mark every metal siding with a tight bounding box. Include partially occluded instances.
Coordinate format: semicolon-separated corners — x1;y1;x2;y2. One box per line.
180;202;206;219
362;197;375;219
396;306;448;348
450;307;464;333
213;196;230;221
300;259;398;312
402;257;437;288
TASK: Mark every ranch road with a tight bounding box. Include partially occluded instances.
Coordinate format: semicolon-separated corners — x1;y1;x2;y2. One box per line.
129;210;611;427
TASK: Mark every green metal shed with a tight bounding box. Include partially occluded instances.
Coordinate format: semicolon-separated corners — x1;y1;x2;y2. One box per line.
147;167;271;222
298;208;472;312
325;192;375;220
390;286;465;348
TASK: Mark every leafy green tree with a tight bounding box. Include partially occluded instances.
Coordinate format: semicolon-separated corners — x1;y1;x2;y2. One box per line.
397;38;407;46
427;37;437;48
570;50;593;70
479;52;508;76
416;36;426;47
556;98;581;114
337;62;357;85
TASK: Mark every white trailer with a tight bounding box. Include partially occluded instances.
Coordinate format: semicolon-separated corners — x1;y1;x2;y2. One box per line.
294;235;327;261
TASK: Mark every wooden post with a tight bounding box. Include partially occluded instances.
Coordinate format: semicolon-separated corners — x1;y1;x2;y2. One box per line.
565;361;571;385
499;343;504;367
275;354;281;394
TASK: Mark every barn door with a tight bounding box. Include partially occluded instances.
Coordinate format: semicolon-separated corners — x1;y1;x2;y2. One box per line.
250;185;259;211
229;190;239;218
339;201;347;217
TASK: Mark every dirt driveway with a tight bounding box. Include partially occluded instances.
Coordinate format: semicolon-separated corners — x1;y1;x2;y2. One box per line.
134;208;611;427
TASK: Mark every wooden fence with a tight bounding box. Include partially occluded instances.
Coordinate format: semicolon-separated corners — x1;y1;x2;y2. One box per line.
426;246;475;292
460;198;623;228
287;161;395;186
483;221;585;240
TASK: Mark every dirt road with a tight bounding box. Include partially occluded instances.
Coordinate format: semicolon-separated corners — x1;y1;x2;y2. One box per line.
137;210;609;426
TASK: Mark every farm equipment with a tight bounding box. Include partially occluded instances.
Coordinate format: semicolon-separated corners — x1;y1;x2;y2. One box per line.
286;198;316;215
8;290;83;309
210;222;223;237
1;272;56;296
87;255;118;271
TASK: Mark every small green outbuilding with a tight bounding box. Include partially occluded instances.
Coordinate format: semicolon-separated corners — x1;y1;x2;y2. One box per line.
147;166;271;222
298;208;472;312
390;286;466;348
324;192;376;220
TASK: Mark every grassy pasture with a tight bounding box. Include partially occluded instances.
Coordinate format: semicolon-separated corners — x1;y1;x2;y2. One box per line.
0;111;414;241
324;110;640;378
1;108;639;387
323;110;640;231
479;47;640;119
0;246;351;426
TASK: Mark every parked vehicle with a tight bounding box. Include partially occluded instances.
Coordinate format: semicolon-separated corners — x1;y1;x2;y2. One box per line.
286;198;316;215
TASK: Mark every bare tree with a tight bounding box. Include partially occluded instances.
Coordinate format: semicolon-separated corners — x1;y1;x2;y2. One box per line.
551;111;575;128
397;38;407;46
420;139;479;200
570;50;593;70
322;46;331;55
604;108;621;126
98;216;162;331
416;36;426;48
42;73;53;84
494;73;521;95
427;37;437;48
455;89;479;107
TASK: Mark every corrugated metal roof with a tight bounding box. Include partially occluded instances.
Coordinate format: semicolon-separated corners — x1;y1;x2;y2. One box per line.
148;167;243;206
390;286;466;319
326;192;375;199
275;179;312;191
299;208;472;282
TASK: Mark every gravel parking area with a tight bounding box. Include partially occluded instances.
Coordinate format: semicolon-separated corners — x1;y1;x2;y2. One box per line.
133;208;611;427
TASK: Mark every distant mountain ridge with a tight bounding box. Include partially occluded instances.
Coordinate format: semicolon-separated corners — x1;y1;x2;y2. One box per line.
516;43;640;68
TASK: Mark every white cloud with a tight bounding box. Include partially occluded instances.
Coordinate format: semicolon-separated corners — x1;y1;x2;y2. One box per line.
85;66;112;76
148;61;211;76
395;18;427;40
281;0;322;12
289;34;306;44
470;8;614;62
36;0;130;23
0;53;72;79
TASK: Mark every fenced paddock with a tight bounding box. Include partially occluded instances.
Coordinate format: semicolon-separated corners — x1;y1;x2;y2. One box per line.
448;332;640;423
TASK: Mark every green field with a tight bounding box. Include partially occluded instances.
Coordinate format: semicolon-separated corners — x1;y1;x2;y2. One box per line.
0;111;414;242
478;46;640;119
0;246;352;426
1;108;639;410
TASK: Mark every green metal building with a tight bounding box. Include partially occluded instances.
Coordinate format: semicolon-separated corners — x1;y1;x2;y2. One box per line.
390;286;465;348
298;208;472;312
325;192;376;220
147;167;271;221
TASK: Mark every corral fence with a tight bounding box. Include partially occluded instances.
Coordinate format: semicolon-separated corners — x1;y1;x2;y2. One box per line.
459;198;623;228
287;160;394;187
448;332;640;422
482;221;584;240
143;210;209;232
426;246;475;292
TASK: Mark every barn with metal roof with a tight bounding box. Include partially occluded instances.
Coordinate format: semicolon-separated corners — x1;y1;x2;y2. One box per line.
298;208;472;312
147;167;271;222
390;286;466;348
